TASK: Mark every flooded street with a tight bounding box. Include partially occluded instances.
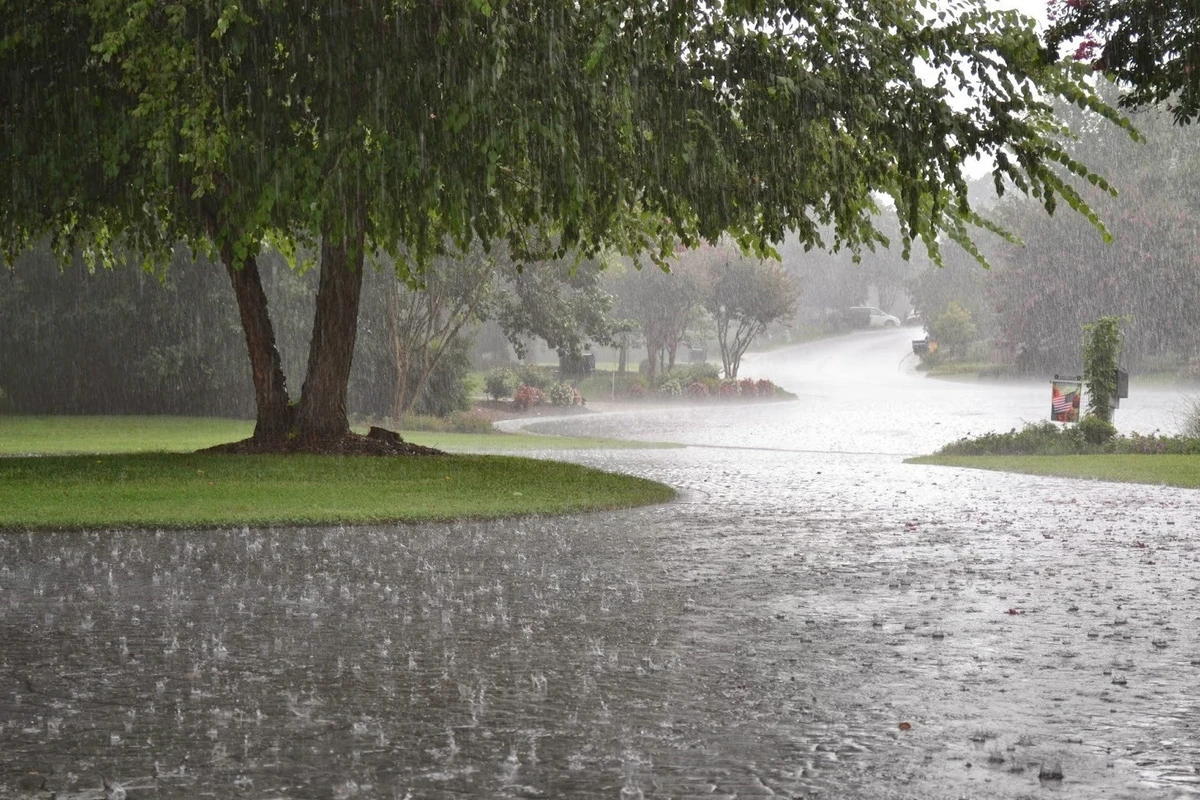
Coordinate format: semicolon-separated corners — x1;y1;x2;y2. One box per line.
4;330;1200;799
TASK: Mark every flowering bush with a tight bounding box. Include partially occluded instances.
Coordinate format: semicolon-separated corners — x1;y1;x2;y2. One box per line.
547;382;580;407
688;380;710;397
627;382;646;398
512;384;545;411
659;378;683;397
756;379;775;396
738;378;757;396
717;380;739;398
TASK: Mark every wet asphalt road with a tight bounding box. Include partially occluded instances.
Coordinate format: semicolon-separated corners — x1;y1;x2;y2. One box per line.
2;329;1200;799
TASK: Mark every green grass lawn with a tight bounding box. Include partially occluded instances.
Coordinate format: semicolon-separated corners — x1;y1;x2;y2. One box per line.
909;453;1200;489
0;453;676;530
0;415;677;529
0;415;674;455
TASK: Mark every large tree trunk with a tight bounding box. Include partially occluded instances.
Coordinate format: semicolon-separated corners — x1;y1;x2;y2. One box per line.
223;247;292;442
295;230;366;442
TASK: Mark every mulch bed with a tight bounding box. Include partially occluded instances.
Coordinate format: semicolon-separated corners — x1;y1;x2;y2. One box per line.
200;427;445;456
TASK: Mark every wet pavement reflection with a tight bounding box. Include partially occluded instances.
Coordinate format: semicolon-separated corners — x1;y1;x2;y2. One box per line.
3;330;1200;798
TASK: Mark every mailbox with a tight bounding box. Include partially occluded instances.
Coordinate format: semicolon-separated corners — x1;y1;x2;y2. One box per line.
1113;366;1128;408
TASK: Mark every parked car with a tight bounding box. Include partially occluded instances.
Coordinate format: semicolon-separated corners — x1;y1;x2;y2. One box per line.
848;306;901;328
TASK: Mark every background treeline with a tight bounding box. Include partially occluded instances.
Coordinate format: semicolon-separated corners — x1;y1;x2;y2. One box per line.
0;246;471;417
905;84;1200;376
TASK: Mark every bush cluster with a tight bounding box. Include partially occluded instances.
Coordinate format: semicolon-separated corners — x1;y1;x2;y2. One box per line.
485;368;520;401
937;420;1200;457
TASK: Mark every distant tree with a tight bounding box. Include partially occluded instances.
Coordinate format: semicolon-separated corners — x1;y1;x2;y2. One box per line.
609;258;701;384
694;246;799;379
492;252;615;372
377;246;493;420
986;87;1200;373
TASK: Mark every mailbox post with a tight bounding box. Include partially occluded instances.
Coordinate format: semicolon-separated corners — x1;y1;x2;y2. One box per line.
1113;367;1129;409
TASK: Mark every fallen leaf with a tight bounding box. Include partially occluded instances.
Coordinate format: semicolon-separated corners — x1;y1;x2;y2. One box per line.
899;722;912;731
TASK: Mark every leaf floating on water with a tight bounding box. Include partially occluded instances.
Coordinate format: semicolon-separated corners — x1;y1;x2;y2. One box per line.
898;722;912;731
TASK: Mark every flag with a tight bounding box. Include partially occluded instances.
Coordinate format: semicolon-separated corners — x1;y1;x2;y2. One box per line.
1051;380;1081;423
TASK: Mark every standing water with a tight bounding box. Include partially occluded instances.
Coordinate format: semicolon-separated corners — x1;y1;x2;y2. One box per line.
3;329;1199;798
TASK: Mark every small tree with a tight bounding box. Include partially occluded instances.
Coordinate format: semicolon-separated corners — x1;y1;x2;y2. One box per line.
693;247;799;379
928;302;977;359
1082;316;1124;424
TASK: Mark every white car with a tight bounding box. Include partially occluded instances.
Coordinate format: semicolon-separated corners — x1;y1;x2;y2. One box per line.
849;306;901;328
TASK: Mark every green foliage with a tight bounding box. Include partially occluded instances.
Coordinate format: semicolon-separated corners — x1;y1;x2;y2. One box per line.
1078;413;1118;445
515;365;556;390
1082;316;1124;423
928;302;978;358
666;362;721;385
0;245;253;415
936;420;1200;456
1046;0;1200;124
485;368;519;401
938;422;1088;456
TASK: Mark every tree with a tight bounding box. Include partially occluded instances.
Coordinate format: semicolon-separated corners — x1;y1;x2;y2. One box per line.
693;246;799;379
4;1;1128;452
609;258;701;383
377;246;493;420
1046;0;1200;124
492;251;616;371
984;86;1200;373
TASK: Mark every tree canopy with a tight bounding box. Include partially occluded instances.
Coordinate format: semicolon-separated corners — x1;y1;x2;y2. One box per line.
1046;0;1200;124
1;0;1128;449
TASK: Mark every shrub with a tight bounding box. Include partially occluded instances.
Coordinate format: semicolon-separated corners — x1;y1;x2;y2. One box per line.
667;362;721;385
687;380;710;397
1078;413;1117;445
627;382;646;398
938;420;1200;457
929;301;977;358
717;379;739;398
756;379;776;396
516;365;554;390
738;378;757;396
937;421;1088;456
485;368;519;401
659;378;683;397
512;384;545;411
547;382;577;407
